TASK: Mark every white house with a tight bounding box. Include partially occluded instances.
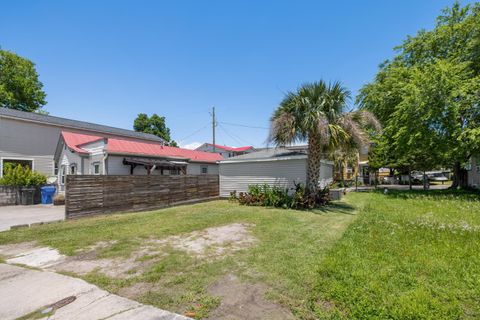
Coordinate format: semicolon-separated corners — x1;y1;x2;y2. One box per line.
0;107;164;178
54;131;222;192
468;156;480;189
218;147;333;197
195;143;254;159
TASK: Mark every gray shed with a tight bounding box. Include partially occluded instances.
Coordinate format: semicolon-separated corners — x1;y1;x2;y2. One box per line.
219;148;333;197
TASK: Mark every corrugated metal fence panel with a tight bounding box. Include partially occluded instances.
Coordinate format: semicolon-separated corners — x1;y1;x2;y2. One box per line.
65;174;219;219
219;159;334;197
219;159;308;197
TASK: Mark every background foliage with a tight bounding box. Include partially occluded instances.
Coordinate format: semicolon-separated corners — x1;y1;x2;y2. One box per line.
133;113;178;147
0;49;46;112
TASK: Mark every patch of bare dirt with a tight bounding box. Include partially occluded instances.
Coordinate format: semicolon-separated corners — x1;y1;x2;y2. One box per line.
117;282;155;300
149;223;256;258
1;223;257;279
52;244;163;278
208;274;295;320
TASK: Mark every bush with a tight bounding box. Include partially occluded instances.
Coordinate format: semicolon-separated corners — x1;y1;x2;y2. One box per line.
233;183;330;209
53;194;65;206
0;164;47;187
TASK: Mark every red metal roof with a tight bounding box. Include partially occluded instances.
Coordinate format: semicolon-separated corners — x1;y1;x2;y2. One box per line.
200;143;253;152
61;131;103;154
61;131;223;163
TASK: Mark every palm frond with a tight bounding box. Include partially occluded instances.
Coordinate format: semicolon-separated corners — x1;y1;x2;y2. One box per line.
358;110;382;132
339;113;368;147
269;111;299;145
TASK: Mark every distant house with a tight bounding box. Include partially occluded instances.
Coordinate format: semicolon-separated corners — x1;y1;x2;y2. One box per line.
195;143;254;159
218;147;333;197
54;131;222;192
468;156;480;189
0;108;164;178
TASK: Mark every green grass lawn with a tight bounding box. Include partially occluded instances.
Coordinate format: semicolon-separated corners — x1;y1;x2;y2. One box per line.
312;190;480;319
1;190;479;319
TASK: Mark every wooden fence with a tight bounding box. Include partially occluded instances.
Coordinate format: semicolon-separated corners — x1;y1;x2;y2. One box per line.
65;175;219;219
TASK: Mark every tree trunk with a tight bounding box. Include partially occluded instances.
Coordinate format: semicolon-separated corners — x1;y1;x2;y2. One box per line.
423;170;427;190
451;161;468;189
306;134;322;196
408;167;412;191
340;161;345;186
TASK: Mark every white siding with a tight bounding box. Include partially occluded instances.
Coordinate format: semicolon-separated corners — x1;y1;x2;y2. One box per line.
468;156;480;189
219;158;333;197
107;156;130;175
0;118;59;177
187;163;219;175
57;146;83;192
219;158;307;197
0;152;54;177
107;156;218;176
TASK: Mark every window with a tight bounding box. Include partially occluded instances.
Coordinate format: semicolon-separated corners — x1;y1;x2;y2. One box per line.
170;168;180;175
93;163;100;175
2;159;33;176
54;162;59;175
70;164;77;175
201;166;208;174
60;165;66;185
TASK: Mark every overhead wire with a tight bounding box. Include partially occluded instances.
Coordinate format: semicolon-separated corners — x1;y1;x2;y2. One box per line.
177;124;209;143
218;121;269;130
217;123;256;146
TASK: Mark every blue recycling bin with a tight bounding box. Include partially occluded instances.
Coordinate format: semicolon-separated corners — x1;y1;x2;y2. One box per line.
40;185;56;204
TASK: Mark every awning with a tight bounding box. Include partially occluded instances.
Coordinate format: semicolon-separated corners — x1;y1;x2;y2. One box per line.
123;157;187;167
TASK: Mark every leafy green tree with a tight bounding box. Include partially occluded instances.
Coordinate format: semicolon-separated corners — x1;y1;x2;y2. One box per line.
270;80;380;198
357;2;480;188
0;49;46;112
133;113;178;147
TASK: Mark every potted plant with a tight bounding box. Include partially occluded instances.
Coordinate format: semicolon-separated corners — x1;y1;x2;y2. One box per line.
0;164;47;205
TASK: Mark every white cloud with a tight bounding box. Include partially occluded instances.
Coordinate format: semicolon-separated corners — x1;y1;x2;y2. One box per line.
180;141;203;150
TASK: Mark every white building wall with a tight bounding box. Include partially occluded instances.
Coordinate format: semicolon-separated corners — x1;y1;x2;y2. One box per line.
187;163;219;175
468;156;480;189
107;156;218;176
219;158;333;197
57;145;84;192
219;158;307;197
0;117;60;177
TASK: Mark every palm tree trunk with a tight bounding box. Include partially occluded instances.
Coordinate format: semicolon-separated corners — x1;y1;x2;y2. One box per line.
306;134;322;196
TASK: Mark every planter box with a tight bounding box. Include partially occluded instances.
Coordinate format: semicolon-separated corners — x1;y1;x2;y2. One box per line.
20;187;36;205
329;189;344;201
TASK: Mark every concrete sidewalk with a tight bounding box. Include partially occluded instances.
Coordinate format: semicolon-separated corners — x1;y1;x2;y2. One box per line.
0;264;189;320
0;205;65;232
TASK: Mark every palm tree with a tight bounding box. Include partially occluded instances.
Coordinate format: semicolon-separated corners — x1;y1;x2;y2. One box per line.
270;80;380;198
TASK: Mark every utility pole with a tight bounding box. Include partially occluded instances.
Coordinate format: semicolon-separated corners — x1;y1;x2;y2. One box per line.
211;106;216;152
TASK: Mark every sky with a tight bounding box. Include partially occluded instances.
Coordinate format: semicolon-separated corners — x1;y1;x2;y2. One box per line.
1;0;476;149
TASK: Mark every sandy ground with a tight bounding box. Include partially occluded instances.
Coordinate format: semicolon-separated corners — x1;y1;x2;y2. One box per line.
208;274;295;319
0;223;294;319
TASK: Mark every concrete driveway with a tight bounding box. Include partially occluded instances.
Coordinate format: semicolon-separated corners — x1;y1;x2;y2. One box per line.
0;264;189;319
0;205;65;232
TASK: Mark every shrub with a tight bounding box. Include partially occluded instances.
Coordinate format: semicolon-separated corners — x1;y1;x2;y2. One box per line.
234;183;330;209
0;164;47;187
53;194;65;206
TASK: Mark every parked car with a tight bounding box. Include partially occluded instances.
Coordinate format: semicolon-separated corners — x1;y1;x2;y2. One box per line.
427;172;449;183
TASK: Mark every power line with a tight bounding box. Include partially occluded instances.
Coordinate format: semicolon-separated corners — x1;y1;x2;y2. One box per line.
177;124;209;143
218;124;244;146
218;123;256;146
218;121;269;130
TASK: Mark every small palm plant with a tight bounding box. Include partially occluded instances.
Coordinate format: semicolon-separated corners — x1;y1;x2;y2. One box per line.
270;80;380;200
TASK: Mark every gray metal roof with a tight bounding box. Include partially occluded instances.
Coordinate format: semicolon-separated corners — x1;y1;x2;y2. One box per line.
219;147;308;163
0;107;164;143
